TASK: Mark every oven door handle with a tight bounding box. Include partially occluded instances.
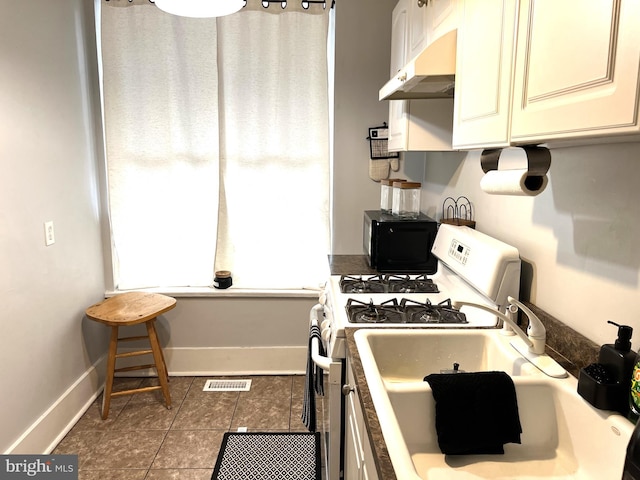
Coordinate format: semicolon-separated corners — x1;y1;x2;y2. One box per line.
310;303;334;372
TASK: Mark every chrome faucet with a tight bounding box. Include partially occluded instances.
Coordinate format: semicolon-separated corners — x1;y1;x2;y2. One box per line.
453;297;567;378
452;296;546;354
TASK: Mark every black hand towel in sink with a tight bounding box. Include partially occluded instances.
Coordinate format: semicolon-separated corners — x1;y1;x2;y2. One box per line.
424;371;522;455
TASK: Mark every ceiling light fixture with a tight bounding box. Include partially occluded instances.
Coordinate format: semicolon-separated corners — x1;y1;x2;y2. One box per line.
154;0;244;18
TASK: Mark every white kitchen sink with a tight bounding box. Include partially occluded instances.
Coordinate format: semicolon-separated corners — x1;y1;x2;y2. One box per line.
357;329;540;383
354;329;634;479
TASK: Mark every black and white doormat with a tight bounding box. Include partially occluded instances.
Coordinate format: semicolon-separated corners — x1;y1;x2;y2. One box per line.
211;432;321;480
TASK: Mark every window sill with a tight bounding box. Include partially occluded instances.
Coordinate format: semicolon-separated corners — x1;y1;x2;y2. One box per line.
105;286;322;299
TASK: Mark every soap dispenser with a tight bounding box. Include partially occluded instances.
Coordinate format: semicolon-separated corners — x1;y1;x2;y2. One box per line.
578;321;634;414
600;321;635;415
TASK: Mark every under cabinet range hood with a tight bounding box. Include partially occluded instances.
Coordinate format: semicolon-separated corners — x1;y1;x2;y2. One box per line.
379;29;457;101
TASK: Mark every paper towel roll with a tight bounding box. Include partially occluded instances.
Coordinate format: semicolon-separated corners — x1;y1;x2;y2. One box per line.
480;169;548;196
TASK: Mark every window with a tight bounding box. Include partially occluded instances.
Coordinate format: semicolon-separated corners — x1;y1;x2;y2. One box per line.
99;1;332;290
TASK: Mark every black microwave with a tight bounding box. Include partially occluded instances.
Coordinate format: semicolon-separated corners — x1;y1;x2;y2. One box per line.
363;210;438;273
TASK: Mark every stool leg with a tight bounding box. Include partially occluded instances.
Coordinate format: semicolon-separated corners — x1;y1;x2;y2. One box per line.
146;320;172;410
155;330;170;384
102;326;119;420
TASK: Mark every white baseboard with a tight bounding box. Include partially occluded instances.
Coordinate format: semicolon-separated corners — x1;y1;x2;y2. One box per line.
6;346;308;454
116;346;308;376
167;346;308;376
5;355;106;455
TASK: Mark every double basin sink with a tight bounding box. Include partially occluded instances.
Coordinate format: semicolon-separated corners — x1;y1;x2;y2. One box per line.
354;329;634;479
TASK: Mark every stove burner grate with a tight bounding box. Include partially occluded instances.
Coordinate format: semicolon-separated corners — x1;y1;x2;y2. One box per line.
345;298;403;324
345;297;467;324
339;274;439;294
340;275;386;294
400;298;468;324
386;274;439;294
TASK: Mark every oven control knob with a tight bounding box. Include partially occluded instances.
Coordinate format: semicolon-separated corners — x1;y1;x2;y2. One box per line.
321;318;331;331
319;292;327;305
342;385;355;396
321;326;332;343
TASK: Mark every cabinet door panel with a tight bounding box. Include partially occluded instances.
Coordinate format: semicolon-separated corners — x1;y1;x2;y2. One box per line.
426;0;458;44
524;1;615;98
345;395;363;480
388;0;410;151
390;0;409;76
361;427;380;480
345;364;365;480
388;99;408;151
408;0;428;60
511;0;640;143
453;0;517;149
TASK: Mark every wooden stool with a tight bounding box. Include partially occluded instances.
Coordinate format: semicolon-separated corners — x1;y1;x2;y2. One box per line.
85;292;176;419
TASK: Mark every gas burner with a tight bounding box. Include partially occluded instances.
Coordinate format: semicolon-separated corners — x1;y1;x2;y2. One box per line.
345;298;403;324
345;297;467;324
400;298;468;324
340;275;386;294
359;309;388;323
339;274;438;294
385;274;439;294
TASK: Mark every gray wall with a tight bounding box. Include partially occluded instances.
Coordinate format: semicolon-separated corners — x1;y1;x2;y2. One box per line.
0;0;107;453
418;144;640;348
332;0;399;254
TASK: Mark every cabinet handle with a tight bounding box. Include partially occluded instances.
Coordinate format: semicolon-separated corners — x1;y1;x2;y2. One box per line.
342;384;355;396
417;0;427;7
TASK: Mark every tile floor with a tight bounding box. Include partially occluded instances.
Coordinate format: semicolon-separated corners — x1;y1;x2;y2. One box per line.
53;375;311;480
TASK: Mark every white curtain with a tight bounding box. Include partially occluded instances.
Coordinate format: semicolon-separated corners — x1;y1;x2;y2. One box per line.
100;1;331;290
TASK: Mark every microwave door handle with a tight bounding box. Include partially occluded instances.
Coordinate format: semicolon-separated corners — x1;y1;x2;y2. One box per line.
310;303;333;372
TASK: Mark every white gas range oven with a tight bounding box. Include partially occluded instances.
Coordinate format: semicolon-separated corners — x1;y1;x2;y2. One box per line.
310;224;522;480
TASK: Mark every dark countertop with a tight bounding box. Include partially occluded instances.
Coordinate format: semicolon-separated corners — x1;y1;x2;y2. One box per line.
328;255;377;275
346;328;397;480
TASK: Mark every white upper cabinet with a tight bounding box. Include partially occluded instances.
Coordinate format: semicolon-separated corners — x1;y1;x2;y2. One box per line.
388;97;455;152
388;0;456;152
387;0;411;151
408;0;428;61
426;0;459;45
453;0;518;149
390;0;409;78
408;0;459;61
452;0;640;147
511;0;640;144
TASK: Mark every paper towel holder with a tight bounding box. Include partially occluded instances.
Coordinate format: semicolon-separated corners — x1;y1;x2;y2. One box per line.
481;145;551;175
480;145;551;193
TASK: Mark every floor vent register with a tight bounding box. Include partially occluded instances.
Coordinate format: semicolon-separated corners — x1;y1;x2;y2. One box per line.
203;379;252;392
